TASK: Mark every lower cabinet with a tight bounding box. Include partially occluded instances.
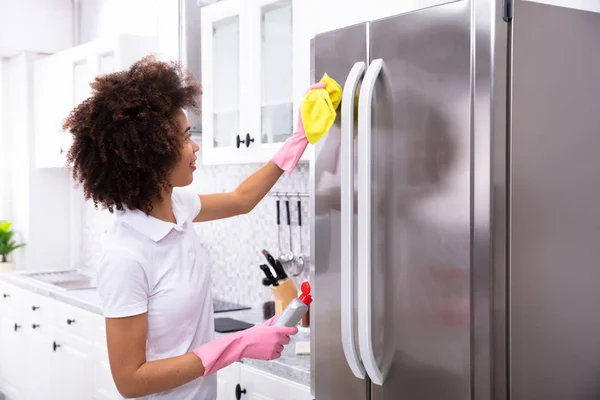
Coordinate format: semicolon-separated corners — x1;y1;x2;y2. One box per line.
0;281;117;400
217;363;312;400
0;281;311;400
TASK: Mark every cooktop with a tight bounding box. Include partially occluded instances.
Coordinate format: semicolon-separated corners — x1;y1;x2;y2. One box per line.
213;299;251;313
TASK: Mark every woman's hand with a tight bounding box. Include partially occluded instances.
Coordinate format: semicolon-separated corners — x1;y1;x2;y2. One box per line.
105;313;297;398
192;319;298;376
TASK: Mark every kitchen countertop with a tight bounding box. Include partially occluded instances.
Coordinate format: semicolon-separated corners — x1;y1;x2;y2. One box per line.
0;271;311;387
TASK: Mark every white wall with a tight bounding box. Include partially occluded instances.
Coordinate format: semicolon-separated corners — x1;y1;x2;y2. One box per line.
79;0;162;42
97;0;160;38
0;0;73;56
0;59;6;220
78;0;179;60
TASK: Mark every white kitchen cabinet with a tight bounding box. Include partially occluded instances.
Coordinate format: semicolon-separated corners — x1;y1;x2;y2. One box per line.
200;0;310;165
24;326;55;399
217;363;241;400
0;280;116;400
48;329;94;400
34;43;87;169
0;280;311;399
238;364;312;400
93;349;121;400
34;34;158;169
0;314;26;399
216;362;312;400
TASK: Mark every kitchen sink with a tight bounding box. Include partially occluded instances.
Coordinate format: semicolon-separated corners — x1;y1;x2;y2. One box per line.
21;269;96;291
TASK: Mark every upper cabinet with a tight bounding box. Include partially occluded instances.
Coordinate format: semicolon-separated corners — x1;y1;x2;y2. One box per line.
34;35;158;169
201;0;310;165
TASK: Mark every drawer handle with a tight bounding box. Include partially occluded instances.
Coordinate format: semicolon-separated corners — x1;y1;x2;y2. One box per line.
13;323;21;332
235;384;246;399
66;318;76;325
3;293;9;298
53;341;61;352
32;324;40;329
32;305;40;311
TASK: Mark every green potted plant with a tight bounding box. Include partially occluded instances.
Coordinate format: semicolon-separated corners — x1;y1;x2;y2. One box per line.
0;220;26;271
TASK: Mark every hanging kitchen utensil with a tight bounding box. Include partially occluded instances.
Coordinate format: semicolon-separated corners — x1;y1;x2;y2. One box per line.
278;199;295;265
276;199;284;261
291;199;306;277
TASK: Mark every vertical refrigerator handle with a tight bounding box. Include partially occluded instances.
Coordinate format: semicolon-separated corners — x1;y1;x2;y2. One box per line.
357;58;385;386
341;61;367;380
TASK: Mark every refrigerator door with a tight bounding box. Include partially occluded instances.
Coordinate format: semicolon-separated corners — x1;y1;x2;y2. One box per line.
509;2;600;399
312;23;370;400
364;1;473;398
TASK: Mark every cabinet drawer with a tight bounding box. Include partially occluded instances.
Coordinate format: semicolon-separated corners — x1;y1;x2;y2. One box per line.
53;300;106;344
93;354;120;400
0;282;34;316
240;364;312;400
23;291;59;324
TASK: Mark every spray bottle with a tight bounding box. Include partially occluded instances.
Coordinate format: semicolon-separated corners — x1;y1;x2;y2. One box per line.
273;281;313;327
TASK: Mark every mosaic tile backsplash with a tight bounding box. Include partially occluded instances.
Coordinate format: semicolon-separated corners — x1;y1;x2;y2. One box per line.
81;161;311;309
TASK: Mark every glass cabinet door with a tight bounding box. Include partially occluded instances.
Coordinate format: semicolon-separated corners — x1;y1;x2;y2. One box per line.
201;0;244;155
73;58;90;105
212;15;240;148
201;0;304;164
98;51;116;75
259;0;293;145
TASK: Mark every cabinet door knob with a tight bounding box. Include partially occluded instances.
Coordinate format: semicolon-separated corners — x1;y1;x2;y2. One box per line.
53;341;61;352
3;293;9;298
235;384;246;399
60;148;66;155
13;323;21;332
32;324;40;329
236;133;255;149
244;133;254;148
32;305;40;311
66;318;76;325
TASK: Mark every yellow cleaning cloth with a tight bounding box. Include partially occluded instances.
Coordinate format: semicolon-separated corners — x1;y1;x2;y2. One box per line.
300;73;343;144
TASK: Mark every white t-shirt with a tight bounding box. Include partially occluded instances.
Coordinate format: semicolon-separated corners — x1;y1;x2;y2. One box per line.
97;187;216;400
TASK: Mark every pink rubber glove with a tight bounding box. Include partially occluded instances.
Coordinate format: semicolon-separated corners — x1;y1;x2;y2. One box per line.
271;82;326;174
192;317;298;377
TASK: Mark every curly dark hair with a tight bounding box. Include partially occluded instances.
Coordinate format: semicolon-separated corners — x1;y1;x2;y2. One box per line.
63;55;202;214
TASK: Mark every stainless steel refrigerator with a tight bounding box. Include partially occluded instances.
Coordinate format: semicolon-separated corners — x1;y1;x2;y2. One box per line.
309;1;600;399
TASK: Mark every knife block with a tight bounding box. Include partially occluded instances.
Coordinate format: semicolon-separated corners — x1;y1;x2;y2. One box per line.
269;279;298;314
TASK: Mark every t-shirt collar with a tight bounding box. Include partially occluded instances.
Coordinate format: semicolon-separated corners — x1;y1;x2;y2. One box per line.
117;202;189;242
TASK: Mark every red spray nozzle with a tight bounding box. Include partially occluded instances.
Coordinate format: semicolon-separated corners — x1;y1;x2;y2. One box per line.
299;281;312;305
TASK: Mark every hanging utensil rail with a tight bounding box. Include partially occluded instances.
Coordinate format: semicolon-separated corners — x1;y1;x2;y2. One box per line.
268;192;310;198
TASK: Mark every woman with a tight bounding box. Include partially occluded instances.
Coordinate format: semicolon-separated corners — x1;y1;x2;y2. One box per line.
63;55;311;399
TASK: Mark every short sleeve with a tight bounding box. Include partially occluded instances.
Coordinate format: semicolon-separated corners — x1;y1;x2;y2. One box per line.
97;248;149;318
173;186;202;220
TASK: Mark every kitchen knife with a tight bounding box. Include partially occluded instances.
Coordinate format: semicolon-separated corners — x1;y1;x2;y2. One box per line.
272;259;288;281
262;249;288;281
260;264;279;286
